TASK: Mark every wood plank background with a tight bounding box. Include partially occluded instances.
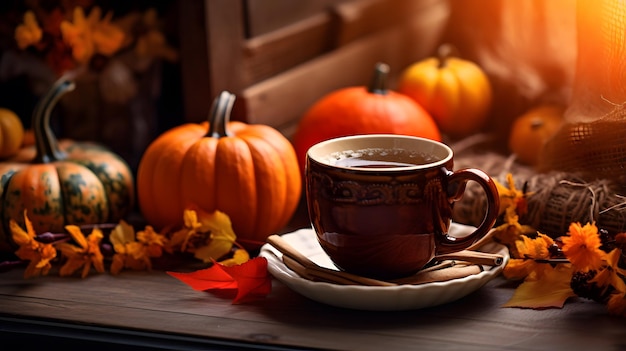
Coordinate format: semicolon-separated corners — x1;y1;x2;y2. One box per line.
178;0;450;139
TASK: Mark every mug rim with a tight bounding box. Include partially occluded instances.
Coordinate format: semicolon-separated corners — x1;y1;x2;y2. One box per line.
306;134;453;171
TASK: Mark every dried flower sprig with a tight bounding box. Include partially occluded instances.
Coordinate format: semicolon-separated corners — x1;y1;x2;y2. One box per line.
3;208;249;279
109;220;167;275
13;4;177;78
15;6;125;76
495;173;626;316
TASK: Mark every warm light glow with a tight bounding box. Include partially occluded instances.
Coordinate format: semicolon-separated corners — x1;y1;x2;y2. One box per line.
568;0;626;120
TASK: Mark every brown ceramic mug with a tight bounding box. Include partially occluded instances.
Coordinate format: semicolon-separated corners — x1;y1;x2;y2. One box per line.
305;134;500;280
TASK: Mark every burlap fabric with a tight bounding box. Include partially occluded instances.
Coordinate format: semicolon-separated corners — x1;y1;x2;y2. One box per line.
448;0;626;237
538;0;626;185
452;138;626;237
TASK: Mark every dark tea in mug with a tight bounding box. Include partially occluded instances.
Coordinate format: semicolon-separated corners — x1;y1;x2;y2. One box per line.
329;147;440;169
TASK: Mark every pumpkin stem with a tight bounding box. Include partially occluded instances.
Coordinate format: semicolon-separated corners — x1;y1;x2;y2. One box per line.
437;44;459;69
207;91;236;138
367;62;390;95
33;76;76;163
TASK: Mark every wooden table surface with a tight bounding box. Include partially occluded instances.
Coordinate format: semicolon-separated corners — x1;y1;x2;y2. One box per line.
1;203;626;350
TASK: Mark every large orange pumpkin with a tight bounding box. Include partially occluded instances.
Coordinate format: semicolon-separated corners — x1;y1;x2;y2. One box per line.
397;44;492;139
137;91;301;243
0;78;135;252
292;62;441;175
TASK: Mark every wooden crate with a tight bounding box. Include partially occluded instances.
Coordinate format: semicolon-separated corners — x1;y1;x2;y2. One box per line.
178;0;450;138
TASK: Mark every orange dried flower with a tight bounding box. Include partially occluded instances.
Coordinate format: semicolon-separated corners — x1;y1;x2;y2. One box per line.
109;221;168;275
56;225;105;278
60;7;125;64
503;233;555;280
9;210;56;279
495;173;529;217
15;11;43;49
561;222;606;272
136;225;168;258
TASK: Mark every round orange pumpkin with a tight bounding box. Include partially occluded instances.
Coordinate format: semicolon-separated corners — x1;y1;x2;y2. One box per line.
0;78;135;252
0;108;24;158
508;104;565;166
292;62;441;175
137;91;302;243
397;44;492;139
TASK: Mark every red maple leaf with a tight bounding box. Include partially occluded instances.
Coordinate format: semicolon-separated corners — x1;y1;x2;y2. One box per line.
167;257;272;303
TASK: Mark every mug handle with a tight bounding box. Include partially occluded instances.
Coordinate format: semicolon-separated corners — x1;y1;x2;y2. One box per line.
436;168;500;254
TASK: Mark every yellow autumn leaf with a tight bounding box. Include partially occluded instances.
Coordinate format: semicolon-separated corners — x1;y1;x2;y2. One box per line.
503;265;576;309
189;209;237;262
219;248;250;267
110;220;136;248
198;210;236;241
193;237;233;263
165;208;250;264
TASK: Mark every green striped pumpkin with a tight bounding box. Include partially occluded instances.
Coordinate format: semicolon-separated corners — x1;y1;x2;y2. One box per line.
0;77;134;252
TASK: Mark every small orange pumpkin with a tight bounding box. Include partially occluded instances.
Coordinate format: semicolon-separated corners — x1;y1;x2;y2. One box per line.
508;104;565;166
0;78;135;252
0;108;24;158
137;91;302;243
398;44;492;139
292;62;441;175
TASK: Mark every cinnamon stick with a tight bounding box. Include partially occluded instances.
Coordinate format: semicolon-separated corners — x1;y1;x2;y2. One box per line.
434;250;503;266
267;235;497;287
268;235;395;287
393;264;484;285
282;255;365;285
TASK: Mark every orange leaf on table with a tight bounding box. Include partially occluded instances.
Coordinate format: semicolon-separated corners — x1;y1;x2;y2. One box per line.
503;265;576;309
167;257;271;304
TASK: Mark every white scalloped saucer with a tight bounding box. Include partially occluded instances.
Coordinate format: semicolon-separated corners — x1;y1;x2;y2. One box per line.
259;223;509;311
